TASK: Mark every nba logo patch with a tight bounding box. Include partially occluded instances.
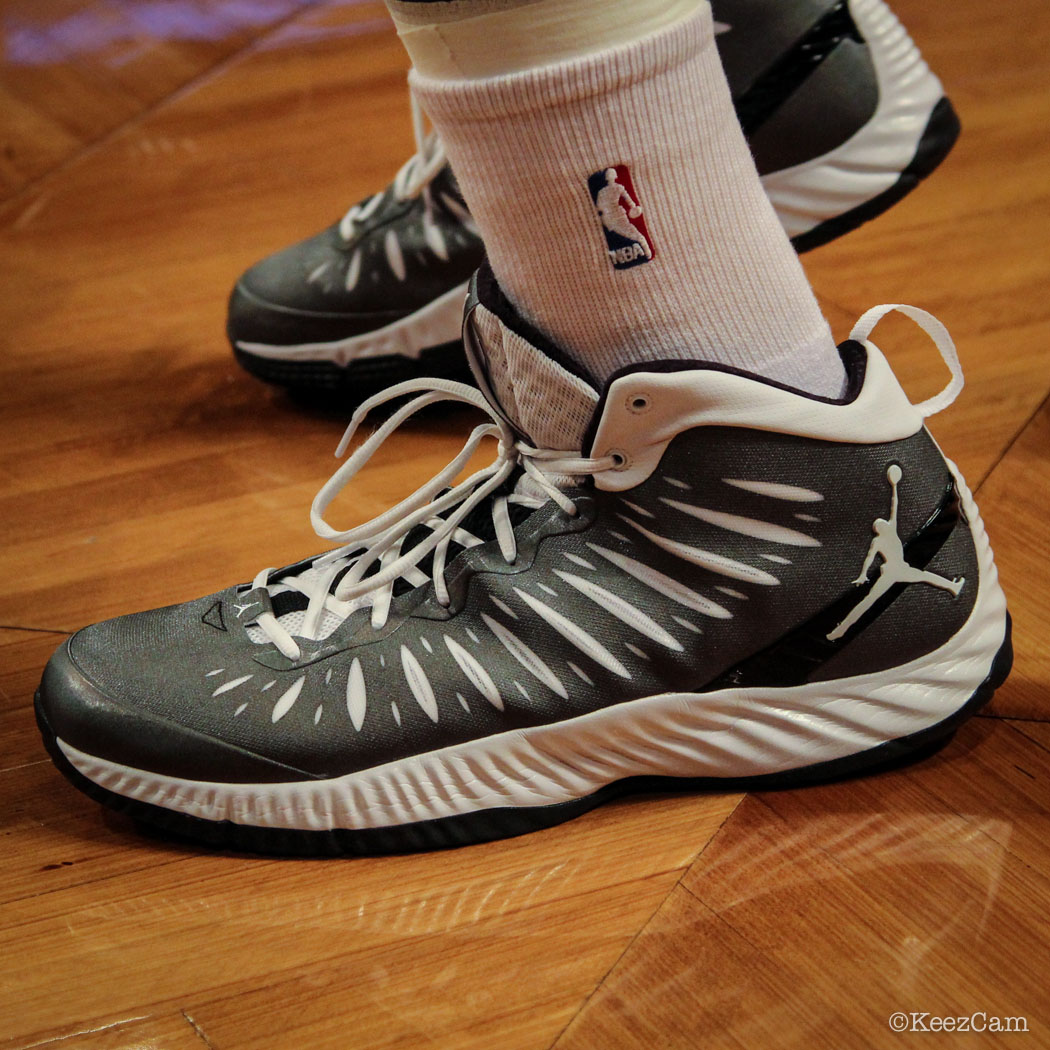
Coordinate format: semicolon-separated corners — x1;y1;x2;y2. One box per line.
588;165;656;271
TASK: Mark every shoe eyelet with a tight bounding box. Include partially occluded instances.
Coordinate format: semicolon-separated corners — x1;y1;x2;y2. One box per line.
627;393;651;413
607;450;630;470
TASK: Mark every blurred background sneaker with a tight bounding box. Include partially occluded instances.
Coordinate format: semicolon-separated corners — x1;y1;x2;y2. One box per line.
227;0;960;401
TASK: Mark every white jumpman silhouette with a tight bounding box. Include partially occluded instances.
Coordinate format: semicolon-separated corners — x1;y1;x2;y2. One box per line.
595;168;652;258
827;464;964;641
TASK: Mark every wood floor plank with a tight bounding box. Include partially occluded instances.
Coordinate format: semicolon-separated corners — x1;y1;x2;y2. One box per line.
0;0;318;198
976;399;1050;721
1;1010;210;1050
0;792;738;1045
0;630;69;774
1;0;1047;1048
554;722;1050;1050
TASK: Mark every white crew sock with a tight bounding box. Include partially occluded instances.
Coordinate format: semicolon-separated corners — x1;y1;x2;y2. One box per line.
397;1;845;397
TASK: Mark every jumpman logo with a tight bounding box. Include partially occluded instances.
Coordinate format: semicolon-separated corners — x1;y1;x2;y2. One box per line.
827;464;965;641
233;601;261;618
595;168;652;259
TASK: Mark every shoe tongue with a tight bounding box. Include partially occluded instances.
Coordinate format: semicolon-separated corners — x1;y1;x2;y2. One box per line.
465;271;599;451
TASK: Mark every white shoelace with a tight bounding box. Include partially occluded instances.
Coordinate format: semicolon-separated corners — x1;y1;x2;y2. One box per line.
338;92;449;242
250;378;616;661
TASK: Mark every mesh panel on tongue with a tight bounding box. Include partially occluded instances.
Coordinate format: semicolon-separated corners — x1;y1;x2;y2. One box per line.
472;303;598;451
245;608;346;645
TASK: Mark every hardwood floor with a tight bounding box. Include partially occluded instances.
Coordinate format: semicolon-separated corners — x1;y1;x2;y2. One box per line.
2;1;1048;1047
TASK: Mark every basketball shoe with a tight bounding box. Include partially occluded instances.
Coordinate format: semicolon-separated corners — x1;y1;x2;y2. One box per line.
36;269;1011;854
228;0;961;399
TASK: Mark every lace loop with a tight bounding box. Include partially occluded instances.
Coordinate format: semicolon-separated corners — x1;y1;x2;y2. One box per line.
338;90;448;241
850;303;964;418
252;378;615;660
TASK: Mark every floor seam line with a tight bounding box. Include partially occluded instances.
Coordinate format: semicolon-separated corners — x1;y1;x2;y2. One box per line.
181;1009;219;1050
1;1;338;221
545;793;747;1050
0;624;72;635
974;389;1050;494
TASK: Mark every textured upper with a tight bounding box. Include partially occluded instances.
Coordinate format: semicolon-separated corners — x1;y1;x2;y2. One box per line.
42;409;977;783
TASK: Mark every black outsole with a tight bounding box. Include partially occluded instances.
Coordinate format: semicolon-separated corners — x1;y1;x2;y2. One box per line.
35;614;1012;858
233;338;473;402
231;99;961;404
789;97;961;254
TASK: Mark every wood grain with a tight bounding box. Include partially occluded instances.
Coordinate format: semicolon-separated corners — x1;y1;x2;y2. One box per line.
1;0;1048;1047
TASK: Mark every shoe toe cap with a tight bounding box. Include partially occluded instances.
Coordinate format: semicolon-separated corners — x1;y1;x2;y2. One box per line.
228;226;405;347
37;627;311;786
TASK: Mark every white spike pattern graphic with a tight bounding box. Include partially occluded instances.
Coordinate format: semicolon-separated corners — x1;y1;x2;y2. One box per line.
716;587;748;599
553;570;683;651
537;583;558;597
621;499;654;519
212;674;253;697
383;229;406;281
491;596;518;619
515;681;531;701
568;661;593;685
314;705;323;725
457;692;470;712
722;478;824;502
346;658;367;731
587;543;732;620
344;249;362;291
621;518;780;586
761;554;792;565
261;680;276;692
205;669;224;677
307;261;331;284
513;588;631;679
563;552;596;570
439;192;479;234
625;643;649;660
481;614;568;698
271;676;306;723
466;628;480;644
421;637;433;653
391;702;401;726
234;703;248;717
795;513;821;523
661;498;820;547
401;646;439;722
423;213;449;260
445;635;504;710
672;616;702;634
665;477;691;490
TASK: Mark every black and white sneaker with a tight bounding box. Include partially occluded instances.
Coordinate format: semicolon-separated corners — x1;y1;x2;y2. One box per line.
228;0;961;399
38;269;1010;855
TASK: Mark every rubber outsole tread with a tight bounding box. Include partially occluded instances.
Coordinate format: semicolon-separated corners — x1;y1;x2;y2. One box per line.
34;615;1012;857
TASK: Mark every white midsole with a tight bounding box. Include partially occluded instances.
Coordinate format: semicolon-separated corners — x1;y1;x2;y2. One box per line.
761;0;946;240
235;280;469;366
59;469;1007;834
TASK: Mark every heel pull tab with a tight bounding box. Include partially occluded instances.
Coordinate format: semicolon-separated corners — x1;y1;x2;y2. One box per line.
850;304;964;418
